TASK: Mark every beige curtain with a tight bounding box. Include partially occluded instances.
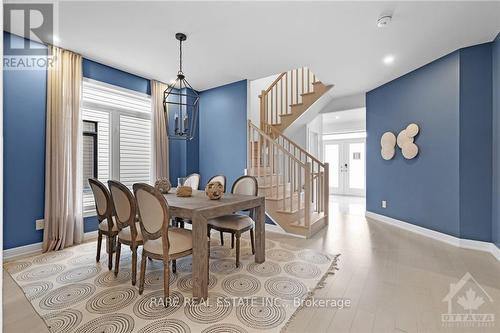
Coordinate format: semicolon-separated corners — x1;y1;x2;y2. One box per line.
43;45;83;252
151;80;170;180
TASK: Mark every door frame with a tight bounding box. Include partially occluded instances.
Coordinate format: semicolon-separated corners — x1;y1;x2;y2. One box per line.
323;138;366;197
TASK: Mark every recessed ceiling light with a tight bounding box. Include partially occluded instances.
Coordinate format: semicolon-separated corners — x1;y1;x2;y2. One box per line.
383;55;395;65
335;115;340;120
377;14;392;28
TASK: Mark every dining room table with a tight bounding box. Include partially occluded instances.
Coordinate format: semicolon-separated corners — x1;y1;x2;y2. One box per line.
163;189;266;300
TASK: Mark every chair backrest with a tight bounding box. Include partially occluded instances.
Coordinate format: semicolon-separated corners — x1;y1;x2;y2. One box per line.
133;183;170;251
184;173;200;190
88;178;114;228
108;180;138;236
231;175;258;196
207;175;227;192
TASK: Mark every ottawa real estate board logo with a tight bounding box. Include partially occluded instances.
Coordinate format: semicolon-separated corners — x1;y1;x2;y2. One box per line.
3;3;54;70
442;272;495;328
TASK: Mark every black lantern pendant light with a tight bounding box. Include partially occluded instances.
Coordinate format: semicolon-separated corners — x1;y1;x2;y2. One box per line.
163;33;199;140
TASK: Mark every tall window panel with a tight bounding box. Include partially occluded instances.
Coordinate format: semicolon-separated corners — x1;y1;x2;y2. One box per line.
81;79;151;215
119;115;152;188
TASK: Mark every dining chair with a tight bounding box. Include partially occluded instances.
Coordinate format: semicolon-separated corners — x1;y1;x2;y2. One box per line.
175;173;202;228
108;180;143;285
183;173;200;190
88;178;118;270
207;175;227;244
207;175;257;267
133;183;195;304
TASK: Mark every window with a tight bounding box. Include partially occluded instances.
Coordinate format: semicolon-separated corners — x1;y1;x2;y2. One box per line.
82;79;152;215
82;120;98;192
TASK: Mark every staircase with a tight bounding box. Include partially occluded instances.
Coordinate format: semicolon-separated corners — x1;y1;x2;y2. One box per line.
247;67;331;238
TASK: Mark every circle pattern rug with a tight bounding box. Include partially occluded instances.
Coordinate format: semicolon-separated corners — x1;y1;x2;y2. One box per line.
5;232;338;333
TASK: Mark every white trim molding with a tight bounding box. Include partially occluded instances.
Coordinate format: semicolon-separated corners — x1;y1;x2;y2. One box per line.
3;230;100;261
366;211;500;262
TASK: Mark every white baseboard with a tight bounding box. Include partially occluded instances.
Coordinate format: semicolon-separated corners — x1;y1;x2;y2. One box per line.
3;230;99;261
365;211;500;262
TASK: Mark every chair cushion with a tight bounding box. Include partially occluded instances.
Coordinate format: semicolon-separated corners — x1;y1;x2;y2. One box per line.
143;228;193;256
208;214;254;231
98;217;119;232
118;222;143;242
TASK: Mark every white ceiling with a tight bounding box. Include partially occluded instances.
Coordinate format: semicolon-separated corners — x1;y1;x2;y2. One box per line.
322;108;366;125
6;1;500;96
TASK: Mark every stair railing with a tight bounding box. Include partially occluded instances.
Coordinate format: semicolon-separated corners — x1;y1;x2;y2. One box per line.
248;121;328;228
259;67;317;129
264;124;329;216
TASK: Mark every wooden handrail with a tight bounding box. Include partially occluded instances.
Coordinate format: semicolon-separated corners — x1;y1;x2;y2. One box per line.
248;121;306;167
263;72;286;95
265;124;325;169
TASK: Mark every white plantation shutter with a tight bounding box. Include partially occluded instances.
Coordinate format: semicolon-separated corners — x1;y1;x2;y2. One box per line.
81;78;152;214
119;115;152;188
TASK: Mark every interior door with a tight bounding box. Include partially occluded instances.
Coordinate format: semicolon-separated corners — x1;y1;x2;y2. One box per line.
324;138;365;197
324;143;341;194
344;140;365;196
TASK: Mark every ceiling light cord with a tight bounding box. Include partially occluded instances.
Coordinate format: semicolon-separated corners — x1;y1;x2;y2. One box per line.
178;38;183;75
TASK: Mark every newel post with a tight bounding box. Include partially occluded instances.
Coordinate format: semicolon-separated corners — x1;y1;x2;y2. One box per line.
259;90;266;131
323;163;329;220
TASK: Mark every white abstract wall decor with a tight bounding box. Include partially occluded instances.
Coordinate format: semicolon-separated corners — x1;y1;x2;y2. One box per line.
380;131;396;160
399;123;419;159
380;123;420;160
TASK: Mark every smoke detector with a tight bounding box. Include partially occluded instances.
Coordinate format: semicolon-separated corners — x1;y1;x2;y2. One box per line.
377;14;392;28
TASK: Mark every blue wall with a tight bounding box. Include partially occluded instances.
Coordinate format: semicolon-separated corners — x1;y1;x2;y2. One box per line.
82;59;150;95
3;32;47;248
458;44;492;241
493;33;500;249
199;80;248;189
3;32;152;249
367;42;495;242
367;52;461;237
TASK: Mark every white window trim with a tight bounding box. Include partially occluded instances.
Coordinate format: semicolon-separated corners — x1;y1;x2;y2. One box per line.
82;78;152;217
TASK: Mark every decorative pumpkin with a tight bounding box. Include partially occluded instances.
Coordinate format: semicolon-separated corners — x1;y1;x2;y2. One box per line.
176;186;193;197
205;181;224;200
154;178;172;194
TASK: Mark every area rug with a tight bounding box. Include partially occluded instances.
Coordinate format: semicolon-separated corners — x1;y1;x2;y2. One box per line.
4;232;339;333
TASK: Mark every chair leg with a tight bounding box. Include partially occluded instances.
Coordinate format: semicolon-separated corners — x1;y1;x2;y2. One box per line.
131;246;137;286
139;253;147;295
164;262;170;307
107;236;113;270
96;231;102;262
172;260;176;274
114;240;121;276
220;231;224;246
231;234;235;249
235;233;241;267
250;229;255;255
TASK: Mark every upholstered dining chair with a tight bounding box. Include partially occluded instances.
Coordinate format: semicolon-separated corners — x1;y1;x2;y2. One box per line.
207;175;227;244
175;173;202;228
88;178;118;270
183;173;200;190
207;174;227;192
207;175;258;267
108;180;143;285
133;183;195;304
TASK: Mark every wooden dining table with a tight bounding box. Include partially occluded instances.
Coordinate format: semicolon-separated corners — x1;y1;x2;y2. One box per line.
163;190;266;300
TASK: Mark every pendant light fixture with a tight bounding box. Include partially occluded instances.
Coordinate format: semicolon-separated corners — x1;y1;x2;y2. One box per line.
163;32;199;140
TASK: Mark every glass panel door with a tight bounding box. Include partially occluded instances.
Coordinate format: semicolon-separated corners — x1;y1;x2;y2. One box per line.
323;138;365;197
346;141;365;196
324;143;341;194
